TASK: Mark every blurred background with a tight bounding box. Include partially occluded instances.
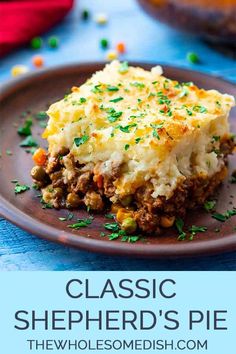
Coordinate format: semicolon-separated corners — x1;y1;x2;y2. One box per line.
0;0;236;82
0;0;236;271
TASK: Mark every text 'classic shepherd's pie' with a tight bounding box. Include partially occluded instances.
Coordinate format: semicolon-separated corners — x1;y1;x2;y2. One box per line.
31;61;235;235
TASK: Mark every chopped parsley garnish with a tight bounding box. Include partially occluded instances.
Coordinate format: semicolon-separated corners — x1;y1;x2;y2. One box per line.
68;217;93;229
135;137;142;144
186;108;193;116
119;61;129;74
183;82;194;87
193;105;207;113
118;123;137;133
19;135;38;147
204;200;216;212
104;222;120;232
91;84;102;93
74;135;89;147
175;218;186;241
179;87;188;98
18;118;32;136
130;82;145;89
124;144;130;151
35;111;48;120
6;149;13;155
14;182;30;194
211;135;220;143
215;101;221;108
106;85;119;92
157;94;171;105
109;97;124;103
105;213;115;219
72;98;87;105
150;122;164;140
105;108;123;123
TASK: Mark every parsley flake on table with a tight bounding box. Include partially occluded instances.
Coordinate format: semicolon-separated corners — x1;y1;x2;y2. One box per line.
121;235;141;243
204;200;216;212
17;118;32;136
59;212;74;222
175;218;186;241
19;135;38;147
35;111;48;120
212;213;227;222
212;209;236;222
104;222;120;232
74;135;89;147
68;216;93;229
188;225;207;241
105;213;115;219
14;182;30;194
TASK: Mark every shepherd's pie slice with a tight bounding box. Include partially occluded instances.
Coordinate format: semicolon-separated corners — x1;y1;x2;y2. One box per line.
31;61;235;235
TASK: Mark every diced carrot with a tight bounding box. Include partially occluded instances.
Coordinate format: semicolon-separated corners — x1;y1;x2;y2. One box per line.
116;42;126;54
96;175;103;189
33;148;47;166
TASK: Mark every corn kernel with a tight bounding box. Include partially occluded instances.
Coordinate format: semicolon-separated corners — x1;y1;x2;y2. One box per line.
11;65;29;77
95;13;108;25
106;50;118;61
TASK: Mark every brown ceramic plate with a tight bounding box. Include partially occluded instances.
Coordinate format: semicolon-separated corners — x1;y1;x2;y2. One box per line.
0;63;236;258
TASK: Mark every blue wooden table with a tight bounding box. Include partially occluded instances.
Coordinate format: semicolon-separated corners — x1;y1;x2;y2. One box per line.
1;0;236;270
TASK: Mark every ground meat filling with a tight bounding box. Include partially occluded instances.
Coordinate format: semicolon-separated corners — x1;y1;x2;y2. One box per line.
31;137;235;235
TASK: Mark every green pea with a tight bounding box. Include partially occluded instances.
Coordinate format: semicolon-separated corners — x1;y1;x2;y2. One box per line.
31;37;43;50
31;166;47;182
121;217;137;234
48;36;59;48
81;9;90;20
187;52;200;64
100;38;109;49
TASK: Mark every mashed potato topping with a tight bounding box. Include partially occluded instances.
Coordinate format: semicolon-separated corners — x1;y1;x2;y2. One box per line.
43;61;235;199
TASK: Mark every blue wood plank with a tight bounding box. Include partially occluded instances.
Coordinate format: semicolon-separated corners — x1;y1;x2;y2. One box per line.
0;0;236;270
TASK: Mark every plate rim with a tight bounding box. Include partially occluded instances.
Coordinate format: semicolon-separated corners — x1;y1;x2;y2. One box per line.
0;61;236;258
